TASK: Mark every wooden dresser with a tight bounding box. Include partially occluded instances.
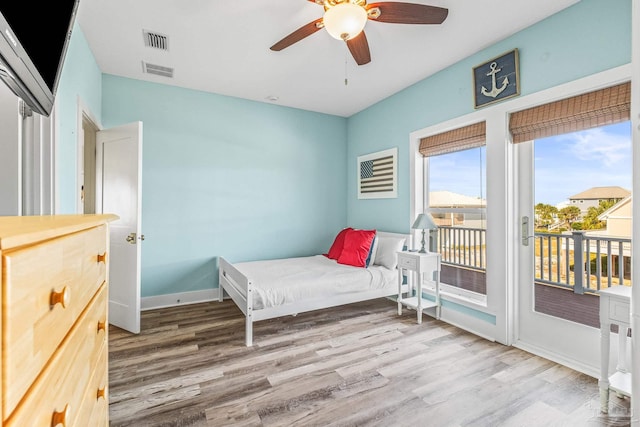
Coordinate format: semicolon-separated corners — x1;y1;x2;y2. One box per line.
0;214;118;426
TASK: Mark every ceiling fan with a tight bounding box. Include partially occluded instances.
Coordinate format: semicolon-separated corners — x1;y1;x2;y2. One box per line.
270;0;449;66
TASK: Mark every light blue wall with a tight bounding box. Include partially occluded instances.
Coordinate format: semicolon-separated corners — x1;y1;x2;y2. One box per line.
55;23;103;213
101;77;347;297
346;0;632;232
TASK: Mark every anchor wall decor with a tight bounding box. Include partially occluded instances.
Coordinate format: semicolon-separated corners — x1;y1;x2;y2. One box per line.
473;48;520;109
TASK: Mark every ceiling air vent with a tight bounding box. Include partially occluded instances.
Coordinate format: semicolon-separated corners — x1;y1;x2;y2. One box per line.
142;62;174;78
143;30;169;51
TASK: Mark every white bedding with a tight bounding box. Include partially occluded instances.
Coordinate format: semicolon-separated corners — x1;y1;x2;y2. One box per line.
233;255;397;310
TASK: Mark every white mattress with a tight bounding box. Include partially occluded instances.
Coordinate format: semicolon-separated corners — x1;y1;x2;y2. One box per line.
233;255;397;310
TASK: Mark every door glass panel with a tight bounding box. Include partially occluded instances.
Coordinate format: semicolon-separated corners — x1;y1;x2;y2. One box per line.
532;121;632;327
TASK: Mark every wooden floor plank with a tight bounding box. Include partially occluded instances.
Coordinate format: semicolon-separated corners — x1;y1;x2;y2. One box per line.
108;299;631;426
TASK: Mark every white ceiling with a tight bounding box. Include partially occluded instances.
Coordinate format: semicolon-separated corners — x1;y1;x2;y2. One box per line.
76;0;580;118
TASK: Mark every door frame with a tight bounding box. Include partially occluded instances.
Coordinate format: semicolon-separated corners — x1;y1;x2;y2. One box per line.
507;67;632;377
76;99;142;334
76;97;102;213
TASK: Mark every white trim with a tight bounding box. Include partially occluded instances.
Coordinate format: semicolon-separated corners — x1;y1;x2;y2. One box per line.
428;207;487;215
41;109;54;214
76;96;102;213
439;306;497;343
409;138;424;249
53;98;59;213
438;283;488;307
514;340;598;379
409;64;632;349
77;98;102;129
141;288;219;311
630;0;640;423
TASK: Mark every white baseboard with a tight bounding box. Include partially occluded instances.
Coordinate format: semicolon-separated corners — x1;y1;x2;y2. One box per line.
514;340;599;379
141;288;220;311
439;307;497;343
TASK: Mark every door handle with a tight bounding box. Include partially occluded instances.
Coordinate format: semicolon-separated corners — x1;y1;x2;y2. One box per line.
126;232;137;244
521;216;535;246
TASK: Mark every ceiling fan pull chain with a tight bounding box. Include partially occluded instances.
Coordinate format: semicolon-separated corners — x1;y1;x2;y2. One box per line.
344;54;349;86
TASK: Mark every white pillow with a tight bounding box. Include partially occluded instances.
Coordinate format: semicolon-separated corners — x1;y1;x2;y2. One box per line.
373;236;406;270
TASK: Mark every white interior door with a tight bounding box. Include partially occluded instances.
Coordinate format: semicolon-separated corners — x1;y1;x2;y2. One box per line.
96;121;143;334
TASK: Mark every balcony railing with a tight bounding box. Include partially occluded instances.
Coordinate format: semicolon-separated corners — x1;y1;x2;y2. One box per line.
435;227;631;293
436;226;486;271
434;226;631;328
534;231;631;292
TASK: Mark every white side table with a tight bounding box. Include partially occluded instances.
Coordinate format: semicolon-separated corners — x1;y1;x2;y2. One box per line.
396;251;441;324
598;285;632;413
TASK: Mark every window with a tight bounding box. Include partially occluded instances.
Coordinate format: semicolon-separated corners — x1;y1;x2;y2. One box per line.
420;122;487;296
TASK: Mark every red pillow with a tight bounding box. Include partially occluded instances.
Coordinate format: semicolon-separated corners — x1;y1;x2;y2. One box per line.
325;227;353;260
337;229;376;267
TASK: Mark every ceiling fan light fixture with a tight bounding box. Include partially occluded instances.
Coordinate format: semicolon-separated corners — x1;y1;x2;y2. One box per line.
323;2;367;41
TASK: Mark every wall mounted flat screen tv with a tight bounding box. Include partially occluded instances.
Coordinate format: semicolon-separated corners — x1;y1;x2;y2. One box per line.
0;1;80;116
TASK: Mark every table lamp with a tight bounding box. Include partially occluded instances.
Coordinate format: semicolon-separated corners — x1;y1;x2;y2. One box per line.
412;213;437;253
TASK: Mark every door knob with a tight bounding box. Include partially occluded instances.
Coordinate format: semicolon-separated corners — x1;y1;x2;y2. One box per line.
126;233;136;244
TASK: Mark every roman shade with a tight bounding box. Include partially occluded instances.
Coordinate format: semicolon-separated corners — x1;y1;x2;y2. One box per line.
509;82;631;144
419;121;486;157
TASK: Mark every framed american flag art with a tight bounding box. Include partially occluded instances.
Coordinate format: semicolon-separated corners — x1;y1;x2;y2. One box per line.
357;147;397;199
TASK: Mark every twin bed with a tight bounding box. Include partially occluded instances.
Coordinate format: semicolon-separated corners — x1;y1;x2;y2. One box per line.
218;231;411;346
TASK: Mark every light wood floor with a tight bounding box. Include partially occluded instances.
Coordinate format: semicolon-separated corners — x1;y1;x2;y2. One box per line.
108;298;631;426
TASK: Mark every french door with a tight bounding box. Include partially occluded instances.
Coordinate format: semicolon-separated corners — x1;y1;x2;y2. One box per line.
515;139;601;373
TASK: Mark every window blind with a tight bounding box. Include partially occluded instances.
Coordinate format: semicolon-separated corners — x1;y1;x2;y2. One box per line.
509;82;630;144
419;121;486;157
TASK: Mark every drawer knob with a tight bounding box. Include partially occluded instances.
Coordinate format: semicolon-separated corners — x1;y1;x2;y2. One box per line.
97;319;106;333
50;287;70;309
97;252;107;264
51;403;69;427
97;386;106;400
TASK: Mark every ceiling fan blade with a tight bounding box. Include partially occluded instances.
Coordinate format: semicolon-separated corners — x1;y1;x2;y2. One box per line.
367;2;449;24
346;31;371;66
270;18;324;51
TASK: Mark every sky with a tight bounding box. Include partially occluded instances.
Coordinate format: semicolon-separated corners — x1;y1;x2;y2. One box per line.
429;146;487;202
534;122;631;206
428;121;632;207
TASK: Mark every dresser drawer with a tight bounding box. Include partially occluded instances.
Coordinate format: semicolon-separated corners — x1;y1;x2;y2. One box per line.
75;343;108;427
2;228;107;415
81;224;108;289
4;285;108;425
398;256;418;271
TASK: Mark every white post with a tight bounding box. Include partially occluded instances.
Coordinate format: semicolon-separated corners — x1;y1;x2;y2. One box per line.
631;0;640;424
